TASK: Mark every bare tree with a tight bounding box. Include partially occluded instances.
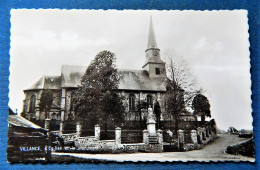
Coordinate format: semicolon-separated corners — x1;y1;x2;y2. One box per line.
163;51;200;134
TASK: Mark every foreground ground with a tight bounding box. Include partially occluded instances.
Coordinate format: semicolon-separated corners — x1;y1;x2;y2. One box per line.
52;134;254;162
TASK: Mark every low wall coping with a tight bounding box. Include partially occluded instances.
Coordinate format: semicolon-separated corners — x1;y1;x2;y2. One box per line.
61;133;77;136
77;136;95;139
121;143;144;146
100;140;115;142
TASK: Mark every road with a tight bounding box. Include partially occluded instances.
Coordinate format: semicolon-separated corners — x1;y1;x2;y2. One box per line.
53;134;254;162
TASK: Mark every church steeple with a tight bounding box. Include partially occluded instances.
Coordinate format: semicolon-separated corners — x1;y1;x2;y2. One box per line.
142;16;165;78
147;16;158;49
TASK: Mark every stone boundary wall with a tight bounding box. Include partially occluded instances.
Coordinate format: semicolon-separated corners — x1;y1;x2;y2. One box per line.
50;123;217;153
43;118;217;153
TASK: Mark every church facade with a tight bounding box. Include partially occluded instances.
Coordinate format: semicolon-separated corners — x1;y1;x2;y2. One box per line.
22;18;185;122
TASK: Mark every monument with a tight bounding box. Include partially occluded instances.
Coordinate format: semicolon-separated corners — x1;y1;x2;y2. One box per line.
147;106;156;134
143;106;163;152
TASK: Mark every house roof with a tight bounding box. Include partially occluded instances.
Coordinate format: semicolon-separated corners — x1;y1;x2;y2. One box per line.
26;76;61;90
8;115;45;130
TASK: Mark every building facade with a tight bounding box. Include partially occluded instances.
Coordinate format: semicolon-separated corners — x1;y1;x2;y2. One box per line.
22;18;182;122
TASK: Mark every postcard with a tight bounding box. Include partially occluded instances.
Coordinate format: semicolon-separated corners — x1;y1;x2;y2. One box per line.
8;9;254;163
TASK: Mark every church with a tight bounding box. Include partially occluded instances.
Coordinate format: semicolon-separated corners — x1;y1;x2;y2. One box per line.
22;18;180;122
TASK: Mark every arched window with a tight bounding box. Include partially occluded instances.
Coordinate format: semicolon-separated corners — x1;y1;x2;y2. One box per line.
70;97;74;111
57;112;61;120
68;113;73;120
51;112;56;120
129;93;135;111
29;95;36;113
147;94;153;109
70;91;75;111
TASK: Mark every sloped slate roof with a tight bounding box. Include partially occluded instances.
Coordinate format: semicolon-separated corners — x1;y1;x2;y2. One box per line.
28;65;167;92
61;65;166;91
117;69;166;91
26;76;61;90
61;65;86;88
8;115;44;129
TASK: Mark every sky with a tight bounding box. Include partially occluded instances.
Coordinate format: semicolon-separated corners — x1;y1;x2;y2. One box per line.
9;9;252;130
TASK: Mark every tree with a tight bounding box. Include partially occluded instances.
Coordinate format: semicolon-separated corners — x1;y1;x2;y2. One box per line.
192;93;211;122
154;100;161;129
39;90;53;119
164;52;199;135
72;50;125;136
135;100;148;129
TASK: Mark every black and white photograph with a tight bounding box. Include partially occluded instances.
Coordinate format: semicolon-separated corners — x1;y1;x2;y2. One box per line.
8;9;254;163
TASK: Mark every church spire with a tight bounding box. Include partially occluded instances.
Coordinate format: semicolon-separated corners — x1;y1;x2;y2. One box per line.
147;16;158;49
142;17;166;78
143;16;165;70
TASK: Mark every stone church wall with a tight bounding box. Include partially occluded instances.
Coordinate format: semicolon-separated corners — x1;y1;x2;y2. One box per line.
23;90;39;119
118;91;166;121
23;89;62;120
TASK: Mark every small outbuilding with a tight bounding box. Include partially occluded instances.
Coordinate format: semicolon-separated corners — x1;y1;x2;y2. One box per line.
7;113;48;163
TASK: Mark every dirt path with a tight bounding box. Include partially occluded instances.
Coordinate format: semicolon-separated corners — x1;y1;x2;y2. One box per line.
53;134;254;162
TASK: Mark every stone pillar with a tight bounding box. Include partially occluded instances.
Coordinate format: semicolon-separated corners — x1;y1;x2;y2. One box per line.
202;128;206;140
143;129;149;144
45;119;51;130
147;121;156;135
115;127;121;145
206;128;209;137
35;109;40;120
59;121;64;134
76;122;82;137
95;124;100;140
44;119;51;161
60;88;66;121
177;129;184;151
147;108;156;135
157;129;163;144
213;123;217;134
157;129;163;152
199;131;203;142
191;130;198;144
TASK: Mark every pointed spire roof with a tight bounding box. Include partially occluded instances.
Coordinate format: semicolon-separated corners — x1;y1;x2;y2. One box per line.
147;16;158;49
143;16;165;68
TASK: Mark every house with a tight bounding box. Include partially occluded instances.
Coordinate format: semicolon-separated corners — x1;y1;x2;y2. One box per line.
7;113;49;162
